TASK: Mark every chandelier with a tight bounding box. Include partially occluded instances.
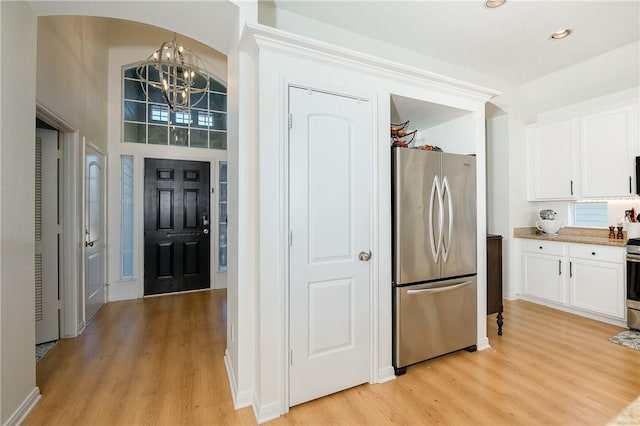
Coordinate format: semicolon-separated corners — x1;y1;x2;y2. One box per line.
136;35;209;111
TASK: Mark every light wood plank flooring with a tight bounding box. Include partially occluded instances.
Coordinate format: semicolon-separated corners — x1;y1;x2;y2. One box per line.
25;290;639;425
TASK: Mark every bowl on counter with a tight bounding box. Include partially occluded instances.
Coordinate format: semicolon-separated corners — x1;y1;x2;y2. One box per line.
536;219;562;235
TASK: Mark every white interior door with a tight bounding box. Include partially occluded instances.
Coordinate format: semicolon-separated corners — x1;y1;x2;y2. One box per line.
35;128;59;344
84;144;106;323
289;86;372;406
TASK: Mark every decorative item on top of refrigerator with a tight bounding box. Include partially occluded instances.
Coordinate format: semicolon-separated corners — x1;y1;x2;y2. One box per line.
390;120;441;151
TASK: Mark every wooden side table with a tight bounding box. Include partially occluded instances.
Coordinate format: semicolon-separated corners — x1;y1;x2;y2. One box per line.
487;235;504;335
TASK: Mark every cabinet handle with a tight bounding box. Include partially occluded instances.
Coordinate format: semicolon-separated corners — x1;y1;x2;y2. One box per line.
591;251;596;256
570;261;573;278
559;260;562;275
539;246;543;250
630;176;632;194
570;180;574;196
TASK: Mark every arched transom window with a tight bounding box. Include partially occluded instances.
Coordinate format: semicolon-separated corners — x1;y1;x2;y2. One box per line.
122;64;227;149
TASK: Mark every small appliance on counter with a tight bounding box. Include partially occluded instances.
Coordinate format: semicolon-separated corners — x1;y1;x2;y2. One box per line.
539;209;556;220
536;210;562;235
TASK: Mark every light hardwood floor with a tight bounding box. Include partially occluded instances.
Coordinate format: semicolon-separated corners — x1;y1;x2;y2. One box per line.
25;290;639;425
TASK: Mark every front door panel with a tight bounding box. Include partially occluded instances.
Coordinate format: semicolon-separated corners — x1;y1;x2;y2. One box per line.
144;159;210;295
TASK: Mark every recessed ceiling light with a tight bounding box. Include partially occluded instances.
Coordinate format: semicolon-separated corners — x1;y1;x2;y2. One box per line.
550;29;573;40
485;0;506;8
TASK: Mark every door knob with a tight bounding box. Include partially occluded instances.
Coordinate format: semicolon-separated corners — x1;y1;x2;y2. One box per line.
359;251;372;261
203;229;209;235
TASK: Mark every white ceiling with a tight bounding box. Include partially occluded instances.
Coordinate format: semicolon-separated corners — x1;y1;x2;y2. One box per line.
266;0;640;84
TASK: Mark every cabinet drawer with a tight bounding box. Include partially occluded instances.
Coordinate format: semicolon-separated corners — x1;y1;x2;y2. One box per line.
569;244;623;263
520;239;564;256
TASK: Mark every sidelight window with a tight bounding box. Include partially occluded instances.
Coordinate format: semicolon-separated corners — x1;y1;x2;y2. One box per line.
120;156;134;279
122;65;227;149
219;161;227;271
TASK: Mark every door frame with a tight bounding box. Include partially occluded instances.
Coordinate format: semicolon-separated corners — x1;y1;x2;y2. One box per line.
282;82;380;412
36;103;82;338
139;154;219;296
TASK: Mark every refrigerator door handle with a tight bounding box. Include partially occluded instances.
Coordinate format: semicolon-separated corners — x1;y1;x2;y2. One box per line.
406;280;472;295
442;176;453;262
428;175;443;262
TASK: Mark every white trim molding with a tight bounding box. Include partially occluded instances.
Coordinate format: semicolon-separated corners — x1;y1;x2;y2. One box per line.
224;349;252;410
252;393;281;425
377;367;397;384
2;387;40;426
477;336;491;352
240;23;500;104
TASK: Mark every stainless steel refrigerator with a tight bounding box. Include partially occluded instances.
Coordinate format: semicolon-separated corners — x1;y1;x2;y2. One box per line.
392;147;477;375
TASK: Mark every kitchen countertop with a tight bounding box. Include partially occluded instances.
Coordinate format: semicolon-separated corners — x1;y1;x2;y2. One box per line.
513;227;627;248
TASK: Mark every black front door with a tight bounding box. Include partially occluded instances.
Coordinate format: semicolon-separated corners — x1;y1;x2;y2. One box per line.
144;158;210;295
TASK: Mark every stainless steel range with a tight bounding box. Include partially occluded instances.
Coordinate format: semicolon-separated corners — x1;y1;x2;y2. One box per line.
626;238;640;330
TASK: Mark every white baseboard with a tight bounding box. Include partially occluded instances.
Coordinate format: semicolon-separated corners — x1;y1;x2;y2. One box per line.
108;283;140;302
517;295;627;328
3;387;41;426
224;349;252;409
252;393;282;424
377;366;396;384
504;293;519;301
476;336;491;351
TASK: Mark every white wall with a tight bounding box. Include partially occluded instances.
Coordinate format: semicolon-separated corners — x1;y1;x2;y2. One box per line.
422;114;477;155
520;41;640;117
105;19;229;301
37;16;109;153
0;2;38;422
37;16;110;330
486;111;510;294
225;1;258;412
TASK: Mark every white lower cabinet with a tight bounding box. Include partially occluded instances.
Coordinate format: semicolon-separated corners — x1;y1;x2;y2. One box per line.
520;239;625;322
522;245;565;304
568;245;625;319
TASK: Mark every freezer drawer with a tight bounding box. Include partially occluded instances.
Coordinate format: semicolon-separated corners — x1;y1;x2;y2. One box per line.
393;276;477;369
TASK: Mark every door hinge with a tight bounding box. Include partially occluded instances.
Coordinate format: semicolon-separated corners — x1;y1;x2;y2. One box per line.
288;231;293;247
57;300;63;310
288;113;292;129
289;349;293;366
211;187;215;194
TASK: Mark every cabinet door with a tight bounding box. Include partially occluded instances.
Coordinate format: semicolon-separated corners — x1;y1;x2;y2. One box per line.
569;259;624;319
528;120;578;200
581;106;637;197
522;252;565;303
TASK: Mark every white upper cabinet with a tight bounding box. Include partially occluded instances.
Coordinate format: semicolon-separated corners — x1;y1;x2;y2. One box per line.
528;120;579;200
581;105;638;198
527;102;639;200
